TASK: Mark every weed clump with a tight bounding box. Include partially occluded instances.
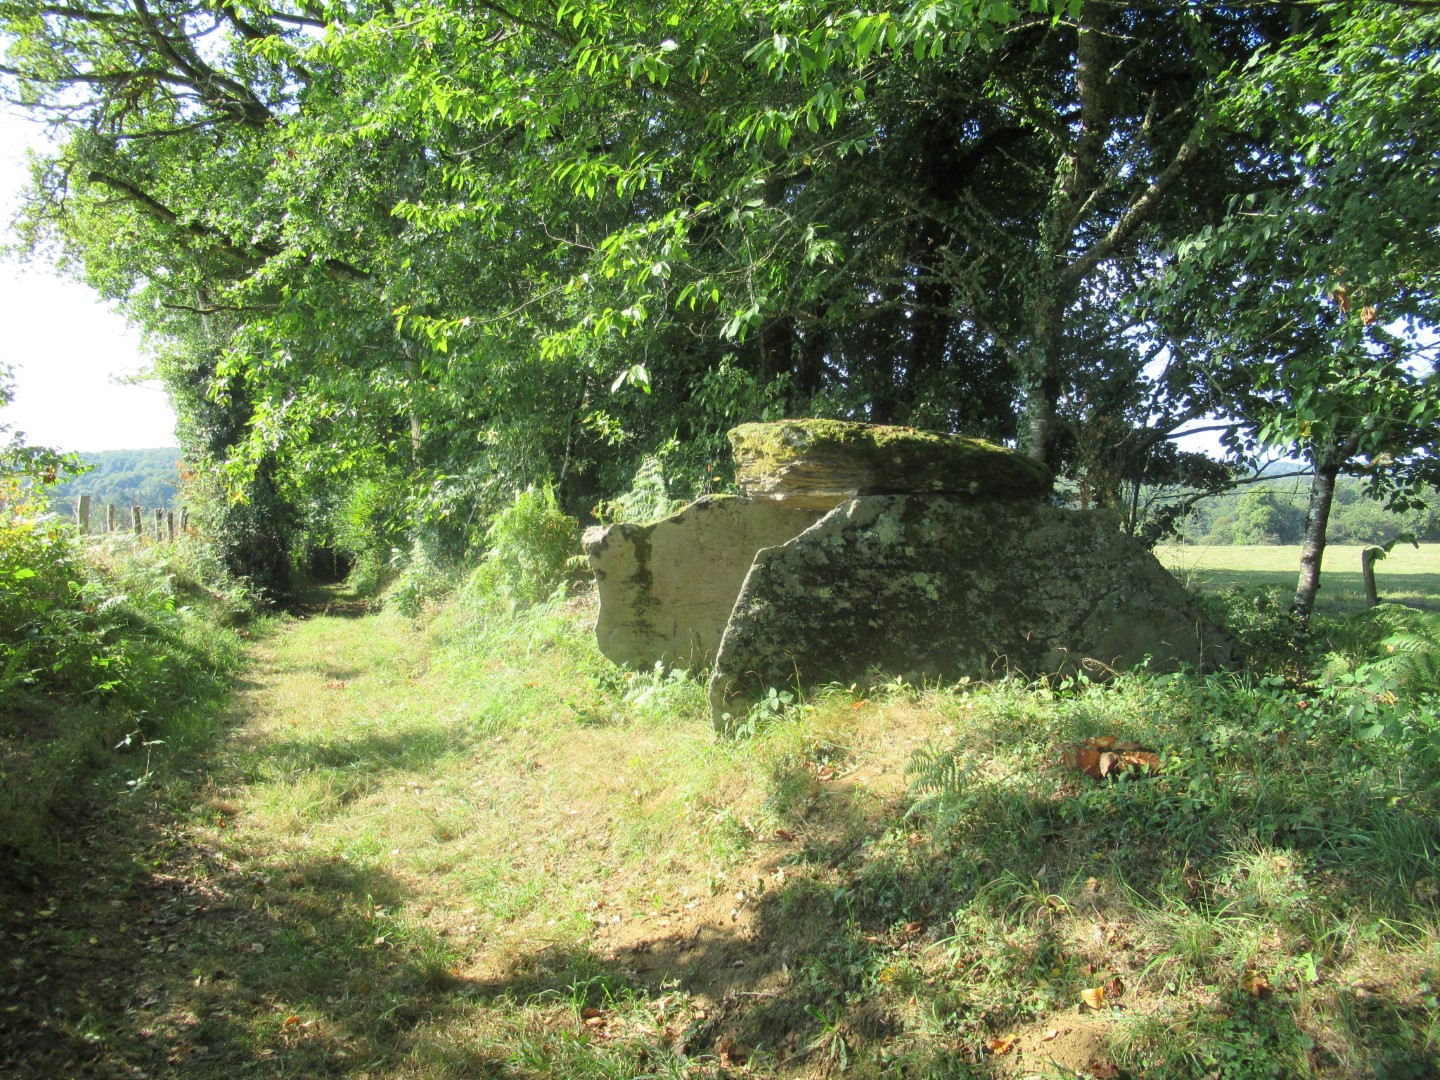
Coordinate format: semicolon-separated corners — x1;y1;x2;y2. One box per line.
466;484;583;610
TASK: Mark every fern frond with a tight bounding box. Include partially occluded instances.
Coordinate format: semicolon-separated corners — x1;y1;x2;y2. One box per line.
904;746;968;795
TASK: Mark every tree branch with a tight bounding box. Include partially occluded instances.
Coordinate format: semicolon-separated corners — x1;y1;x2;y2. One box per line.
1064;115;1205;287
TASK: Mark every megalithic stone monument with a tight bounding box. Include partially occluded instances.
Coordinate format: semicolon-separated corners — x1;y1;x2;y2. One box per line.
582;420;1236;730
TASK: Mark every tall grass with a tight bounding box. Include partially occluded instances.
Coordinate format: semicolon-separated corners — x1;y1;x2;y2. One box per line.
0;528;249;882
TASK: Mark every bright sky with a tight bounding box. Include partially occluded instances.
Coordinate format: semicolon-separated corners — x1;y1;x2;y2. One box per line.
0;109;178;454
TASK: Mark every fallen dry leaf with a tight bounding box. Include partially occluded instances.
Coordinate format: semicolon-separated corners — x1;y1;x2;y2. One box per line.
1066;737;1159;780
1080;986;1106;1010
1042;1028;1060;1042
1062;746;1104;779
1099;749;1160;778
987;1034;1018;1054
717;1036;751;1065
1241;970;1272;997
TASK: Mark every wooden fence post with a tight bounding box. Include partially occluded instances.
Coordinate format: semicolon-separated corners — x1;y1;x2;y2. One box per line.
166;510;175;543
179;508;189;534
153;508;164;540
106;504;117;533
75;494;91;534
132;506;143;537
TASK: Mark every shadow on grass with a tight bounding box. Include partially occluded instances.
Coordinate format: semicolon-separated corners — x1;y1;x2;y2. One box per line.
288;579;380;620
7;747;1437;1078
450;760;1440;1076
7;661;1440;1078
0;825;527;1078
259;722;469;776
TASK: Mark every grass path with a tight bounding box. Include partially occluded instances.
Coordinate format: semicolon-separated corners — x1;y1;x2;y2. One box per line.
0;595;953;1077
6;583;1440;1078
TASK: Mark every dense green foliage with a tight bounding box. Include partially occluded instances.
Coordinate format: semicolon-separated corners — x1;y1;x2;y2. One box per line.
1180;477;1440;547
1;487;249;883
2;353;247;883
45;446;181;520
469;484;585;610
1;547;242;869
3;1;1437;602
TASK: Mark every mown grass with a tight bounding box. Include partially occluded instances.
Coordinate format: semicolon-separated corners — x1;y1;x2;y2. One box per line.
5;550;1440;1078
1157;544;1440;612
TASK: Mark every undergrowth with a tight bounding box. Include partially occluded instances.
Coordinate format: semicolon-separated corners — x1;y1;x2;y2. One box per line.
0;525;250;883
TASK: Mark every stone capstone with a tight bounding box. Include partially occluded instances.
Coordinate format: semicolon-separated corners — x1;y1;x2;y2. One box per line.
729;419;1053;510
707;495;1236;728
582;495;825;670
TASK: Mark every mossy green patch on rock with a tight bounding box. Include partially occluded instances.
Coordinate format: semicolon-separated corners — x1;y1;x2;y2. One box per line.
729;420;1051;510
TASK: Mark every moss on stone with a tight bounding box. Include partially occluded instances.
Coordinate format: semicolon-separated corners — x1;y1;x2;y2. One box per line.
728;419;1051;505
708;494;1237;729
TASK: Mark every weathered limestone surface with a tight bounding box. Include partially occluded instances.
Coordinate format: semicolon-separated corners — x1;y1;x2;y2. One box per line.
708;495;1236;727
583;495;824;670
730;419;1052;510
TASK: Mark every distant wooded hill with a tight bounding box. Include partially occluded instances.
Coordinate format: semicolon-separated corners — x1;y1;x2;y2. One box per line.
1178;476;1440;546
48;448;181;517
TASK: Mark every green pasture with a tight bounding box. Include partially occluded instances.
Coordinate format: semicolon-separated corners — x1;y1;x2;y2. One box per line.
1157;543;1440;611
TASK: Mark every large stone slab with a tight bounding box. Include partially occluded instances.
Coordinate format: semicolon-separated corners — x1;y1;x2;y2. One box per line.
708;496;1236;727
583;495;824;670
729;419;1052;510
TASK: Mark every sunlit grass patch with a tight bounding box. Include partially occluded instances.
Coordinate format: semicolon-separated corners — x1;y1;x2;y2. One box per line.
207;605;1440;1076
1157;543;1440;612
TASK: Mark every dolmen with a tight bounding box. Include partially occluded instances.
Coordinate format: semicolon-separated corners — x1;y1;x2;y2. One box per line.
582;420;1235;730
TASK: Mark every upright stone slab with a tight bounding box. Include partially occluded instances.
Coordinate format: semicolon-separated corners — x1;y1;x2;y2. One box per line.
583;495;825;671
730;419;1052;510
709;496;1236;727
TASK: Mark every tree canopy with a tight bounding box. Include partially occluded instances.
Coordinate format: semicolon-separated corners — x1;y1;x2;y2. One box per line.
3;0;1437;600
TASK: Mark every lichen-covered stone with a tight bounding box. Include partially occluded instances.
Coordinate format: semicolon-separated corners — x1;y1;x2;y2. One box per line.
708;496;1236;728
583;495;824;670
729;419;1052;510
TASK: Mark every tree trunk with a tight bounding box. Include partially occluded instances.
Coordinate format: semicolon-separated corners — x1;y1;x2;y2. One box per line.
1361;546;1383;607
1292;460;1341;618
1023;372;1061;469
404;356;423;463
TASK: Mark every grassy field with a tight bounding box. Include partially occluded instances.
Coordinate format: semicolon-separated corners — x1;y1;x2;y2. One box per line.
1157;544;1440;612
4;557;1440;1078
